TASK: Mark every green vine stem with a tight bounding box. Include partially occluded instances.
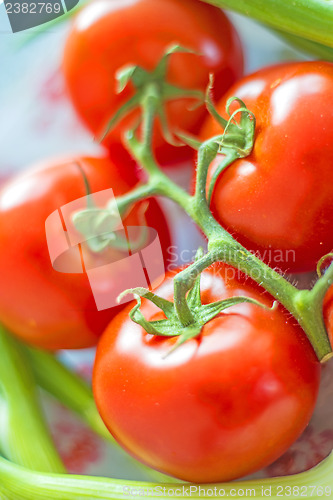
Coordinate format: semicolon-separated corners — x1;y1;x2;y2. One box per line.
72;66;332;360
202;0;333;49
0;327;65;473
123;129;333;361
0;452;333;500
19;0;333;61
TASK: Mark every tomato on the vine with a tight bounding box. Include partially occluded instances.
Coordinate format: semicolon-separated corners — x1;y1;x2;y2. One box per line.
324;285;333;348
202;61;333;272
62;0;243;165
93;263;320;483
0;156;171;350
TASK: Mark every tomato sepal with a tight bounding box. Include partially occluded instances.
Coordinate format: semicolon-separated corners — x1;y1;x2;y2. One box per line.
206;77;256;158
117;271;274;356
317;252;333;278
72;196;150;253
100;44;204;146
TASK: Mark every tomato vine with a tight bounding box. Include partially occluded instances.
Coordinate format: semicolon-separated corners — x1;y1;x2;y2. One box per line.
77;58;333;361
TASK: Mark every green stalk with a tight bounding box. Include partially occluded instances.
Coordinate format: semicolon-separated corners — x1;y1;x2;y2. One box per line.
203;0;333;49
0;453;333;500
0;327;65;473
23;346;173;483
23;347;111;442
273;30;333;61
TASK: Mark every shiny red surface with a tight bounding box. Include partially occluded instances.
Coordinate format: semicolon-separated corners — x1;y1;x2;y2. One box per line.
94;263;320;482
203;62;333;272
63;0;243;165
0;156;171;350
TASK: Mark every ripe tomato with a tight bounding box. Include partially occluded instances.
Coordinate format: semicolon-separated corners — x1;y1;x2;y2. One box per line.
93;263;320;483
62;0;243;165
0;156;171;350
202;61;333;272
324;285;333;347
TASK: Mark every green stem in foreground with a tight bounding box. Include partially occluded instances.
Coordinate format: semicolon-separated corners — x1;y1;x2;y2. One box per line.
23;347;111;442
23;346;173;483
273;29;333;61
0;327;65;473
19;0;333;60
203;0;333;49
0;453;333;500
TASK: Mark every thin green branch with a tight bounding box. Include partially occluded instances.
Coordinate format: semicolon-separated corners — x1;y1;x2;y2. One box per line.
173;251;217;326
194;140;220;206
207;151;239;205
108;183;158;216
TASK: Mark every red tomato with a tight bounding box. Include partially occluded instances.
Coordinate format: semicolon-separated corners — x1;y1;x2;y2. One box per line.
324;285;333;348
63;0;243;165
0;156;171;350
93;263;320;483
202;61;333;272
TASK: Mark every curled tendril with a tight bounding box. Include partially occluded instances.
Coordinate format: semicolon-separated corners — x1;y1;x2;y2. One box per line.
317;253;333;277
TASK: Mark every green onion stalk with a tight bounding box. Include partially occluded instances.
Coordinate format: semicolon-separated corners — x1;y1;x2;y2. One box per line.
0;326;65;473
272;30;333;62
203;0;333;49
0;452;332;500
22;346;175;483
19;0;333;61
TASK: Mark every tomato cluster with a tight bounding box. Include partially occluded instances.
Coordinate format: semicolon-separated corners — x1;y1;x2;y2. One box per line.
94;264;320;483
1;0;332;486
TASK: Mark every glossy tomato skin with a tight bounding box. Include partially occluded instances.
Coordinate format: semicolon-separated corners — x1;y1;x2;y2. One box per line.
63;0;243;166
324;285;333;348
93;264;320;483
0;156;171;350
202;61;333;272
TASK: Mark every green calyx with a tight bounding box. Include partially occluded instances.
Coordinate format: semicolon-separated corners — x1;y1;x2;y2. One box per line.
204;87;256;203
72;204;149;254
206;76;256;158
119;250;274;356
100;44;204;145
177;79;256;204
177;79;256;159
72;207;119;252
71;162;150;253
